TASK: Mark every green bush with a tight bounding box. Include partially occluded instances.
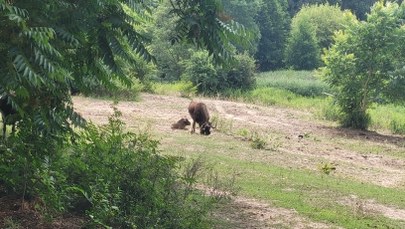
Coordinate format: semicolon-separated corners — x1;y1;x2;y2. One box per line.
250;135;267;150
389;120;405;135
222;52;257;91
181;50;222;95
0;118;69;213
0;109;213;228
319;97;341;122
181;51;256;95
64;108;211;228
321;2;405;130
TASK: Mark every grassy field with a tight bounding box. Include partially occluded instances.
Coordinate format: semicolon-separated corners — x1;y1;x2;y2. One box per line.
74;90;405;228
70;70;405;227
157;127;405;228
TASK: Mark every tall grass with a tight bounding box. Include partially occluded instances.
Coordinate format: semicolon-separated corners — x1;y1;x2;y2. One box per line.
242;87;328;112
369;104;405;134
256;70;330;97
85;78;143;101
222;70;332;113
151;81;197;98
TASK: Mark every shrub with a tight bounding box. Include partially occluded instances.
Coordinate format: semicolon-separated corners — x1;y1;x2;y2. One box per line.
0;108;214;228
389;120;405;135
222;52;257;91
182;51;256;95
321;2;405;130
0;118;69;213
181;51;222;95
64;108;211;228
319;97;341;122
250;135;267;150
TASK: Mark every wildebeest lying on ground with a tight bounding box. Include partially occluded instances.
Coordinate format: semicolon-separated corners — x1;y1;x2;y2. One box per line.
171;117;191;130
0;95;18;139
188;101;212;135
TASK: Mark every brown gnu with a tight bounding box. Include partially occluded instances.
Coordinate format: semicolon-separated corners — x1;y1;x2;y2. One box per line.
188;101;212;135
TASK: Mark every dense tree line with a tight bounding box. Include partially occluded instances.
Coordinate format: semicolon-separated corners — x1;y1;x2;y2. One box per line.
220;0;390;71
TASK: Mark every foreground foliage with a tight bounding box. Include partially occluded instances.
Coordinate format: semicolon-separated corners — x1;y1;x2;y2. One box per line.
0;110;213;228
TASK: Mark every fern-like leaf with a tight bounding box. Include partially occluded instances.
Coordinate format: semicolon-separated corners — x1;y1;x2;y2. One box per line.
13;54;44;86
54;28;79;47
66;105;87;128
34;48;56;73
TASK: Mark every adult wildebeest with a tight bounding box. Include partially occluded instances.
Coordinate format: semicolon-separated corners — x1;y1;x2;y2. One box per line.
171;117;191;130
0;95;18;139
188;101;212;135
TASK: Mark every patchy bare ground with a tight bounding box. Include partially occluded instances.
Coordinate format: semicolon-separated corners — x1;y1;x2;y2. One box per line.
69;93;405;228
0;195;86;229
212;197;340;229
73;94;405;189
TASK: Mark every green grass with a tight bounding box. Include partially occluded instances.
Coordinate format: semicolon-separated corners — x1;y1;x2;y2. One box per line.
245;87;329;111
330;137;405;159
256;70;330;97
151;81;197;98
369;104;405;134
156;130;405;228
235;160;405;228
84;78;143;101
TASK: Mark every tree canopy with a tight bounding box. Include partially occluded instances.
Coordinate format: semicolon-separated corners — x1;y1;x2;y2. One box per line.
255;0;290;71
0;0;248;136
284;3;356;70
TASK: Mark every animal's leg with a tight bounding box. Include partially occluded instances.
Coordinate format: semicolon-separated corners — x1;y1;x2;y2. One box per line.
191;121;196;134
11;123;15;133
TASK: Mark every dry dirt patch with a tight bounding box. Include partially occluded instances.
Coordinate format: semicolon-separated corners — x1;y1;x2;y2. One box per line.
212;197;338;229
340;195;405;221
